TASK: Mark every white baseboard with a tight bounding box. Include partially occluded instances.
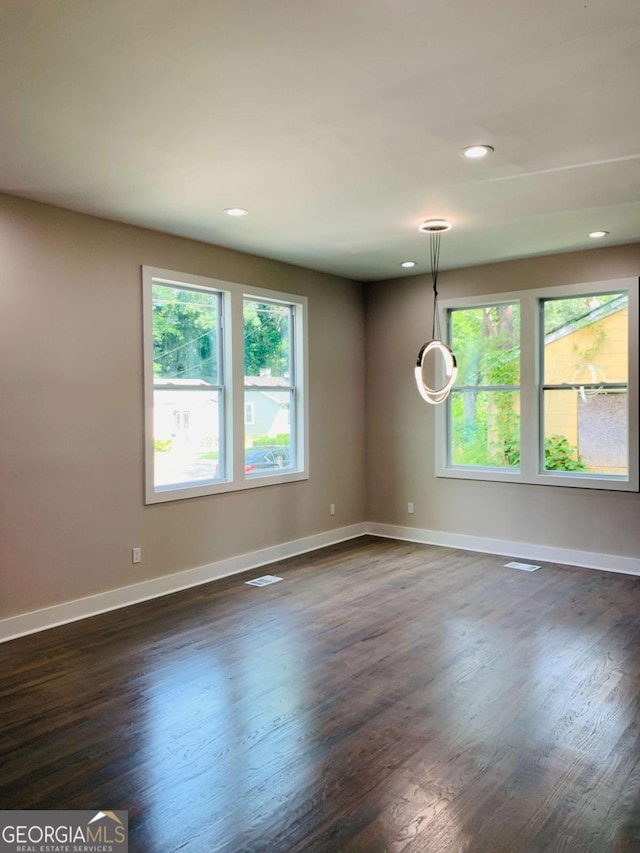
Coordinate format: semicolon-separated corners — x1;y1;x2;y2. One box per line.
0;523;367;643
365;522;640;577
3;519;638;643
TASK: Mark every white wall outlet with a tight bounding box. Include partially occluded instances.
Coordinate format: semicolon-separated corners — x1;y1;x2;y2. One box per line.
330;503;336;515
132;547;141;564
408;502;415;514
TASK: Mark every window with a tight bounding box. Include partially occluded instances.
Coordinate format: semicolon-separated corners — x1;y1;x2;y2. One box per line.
436;277;638;491
541;292;629;477
174;411;191;434
449;302;521;468
244;299;295;475
147;281;223;494
143;267;308;503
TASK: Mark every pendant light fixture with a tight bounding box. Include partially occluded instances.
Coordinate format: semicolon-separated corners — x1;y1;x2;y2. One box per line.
414;219;458;405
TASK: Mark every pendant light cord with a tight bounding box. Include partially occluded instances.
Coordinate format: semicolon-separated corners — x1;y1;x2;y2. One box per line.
415;221;457;405
430;230;441;340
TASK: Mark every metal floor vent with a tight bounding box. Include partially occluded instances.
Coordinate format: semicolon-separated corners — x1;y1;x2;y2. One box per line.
504;561;541;572
245;575;284;587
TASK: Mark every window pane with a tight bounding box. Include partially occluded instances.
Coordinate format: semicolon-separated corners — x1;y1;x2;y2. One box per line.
450;303;520;387
543;389;628;475
244;388;292;475
152;285;219;383
244;300;292;386
153;389;221;488
450;390;520;467
543;292;628;385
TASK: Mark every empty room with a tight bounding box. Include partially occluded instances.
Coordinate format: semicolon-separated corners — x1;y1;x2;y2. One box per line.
1;2;640;852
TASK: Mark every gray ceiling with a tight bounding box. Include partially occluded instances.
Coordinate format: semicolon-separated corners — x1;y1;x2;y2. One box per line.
1;0;640;281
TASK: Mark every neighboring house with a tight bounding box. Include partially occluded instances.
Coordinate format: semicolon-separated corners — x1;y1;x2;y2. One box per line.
243;373;291;443
154;378;220;450
544;296;628;475
154;373;290;450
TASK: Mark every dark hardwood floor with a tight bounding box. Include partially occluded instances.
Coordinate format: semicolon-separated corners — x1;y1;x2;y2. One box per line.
2;536;640;852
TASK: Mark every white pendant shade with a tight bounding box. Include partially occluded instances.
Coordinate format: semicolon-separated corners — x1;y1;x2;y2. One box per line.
414;340;458;404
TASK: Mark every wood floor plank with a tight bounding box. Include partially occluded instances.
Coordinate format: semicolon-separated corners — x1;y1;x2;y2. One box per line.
1;536;640;852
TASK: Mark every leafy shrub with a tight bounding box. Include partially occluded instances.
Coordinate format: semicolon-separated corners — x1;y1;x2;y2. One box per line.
488;432;586;471
251;433;290;447
544;435;586;471
154;438;173;453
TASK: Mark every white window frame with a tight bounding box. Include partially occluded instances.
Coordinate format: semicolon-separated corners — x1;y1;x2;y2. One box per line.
435;277;638;492
143;266;308;504
243;296;298;479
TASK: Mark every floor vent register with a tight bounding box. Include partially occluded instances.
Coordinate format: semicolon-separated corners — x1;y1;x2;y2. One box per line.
245;575;284;587
504;561;541;572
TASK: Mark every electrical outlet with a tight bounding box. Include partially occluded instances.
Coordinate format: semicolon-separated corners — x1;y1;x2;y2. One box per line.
330;503;336;516
408;502;415;514
132;547;141;564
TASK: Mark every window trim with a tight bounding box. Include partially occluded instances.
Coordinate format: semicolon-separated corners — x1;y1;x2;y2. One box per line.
435;277;638;491
243;296;297;480
142;266;308;504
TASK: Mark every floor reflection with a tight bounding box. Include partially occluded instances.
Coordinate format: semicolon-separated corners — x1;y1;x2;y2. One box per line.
139;618;311;851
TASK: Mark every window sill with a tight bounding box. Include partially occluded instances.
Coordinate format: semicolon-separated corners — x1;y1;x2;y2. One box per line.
146;469;309;504
436;465;637;492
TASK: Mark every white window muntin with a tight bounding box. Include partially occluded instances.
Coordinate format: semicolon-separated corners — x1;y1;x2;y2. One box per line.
435;277;638;491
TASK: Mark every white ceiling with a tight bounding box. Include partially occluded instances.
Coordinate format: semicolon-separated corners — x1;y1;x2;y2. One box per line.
1;0;640;281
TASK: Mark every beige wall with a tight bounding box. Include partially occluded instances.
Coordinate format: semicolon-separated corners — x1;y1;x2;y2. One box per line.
365;245;640;558
0;194;366;619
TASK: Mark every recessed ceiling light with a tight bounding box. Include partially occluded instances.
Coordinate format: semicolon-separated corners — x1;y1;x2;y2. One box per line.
461;145;494;159
401;261;416;268
588;230;609;239
419;219;452;233
224;207;249;217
